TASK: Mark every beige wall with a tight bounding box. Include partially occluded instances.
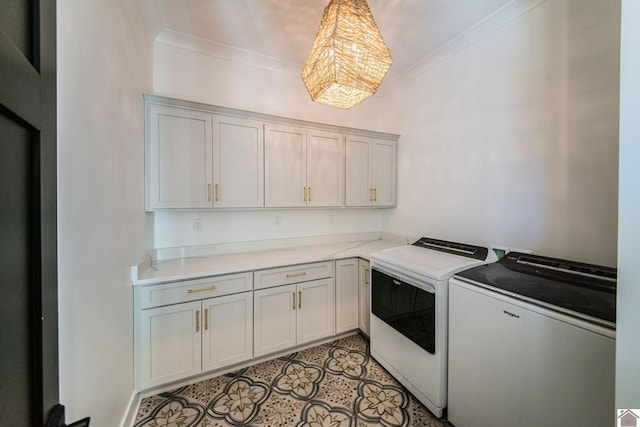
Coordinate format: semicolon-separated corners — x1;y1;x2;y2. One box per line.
382;0;620;265
57;0;153;425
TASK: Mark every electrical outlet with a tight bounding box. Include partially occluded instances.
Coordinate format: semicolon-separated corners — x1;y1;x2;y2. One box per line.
193;218;202;231
275;216;281;226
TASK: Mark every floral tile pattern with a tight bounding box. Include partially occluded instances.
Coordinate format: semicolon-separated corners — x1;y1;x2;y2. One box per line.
135;334;444;427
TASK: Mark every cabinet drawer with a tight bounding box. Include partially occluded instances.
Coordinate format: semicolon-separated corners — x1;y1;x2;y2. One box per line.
254;261;333;290
140;272;253;309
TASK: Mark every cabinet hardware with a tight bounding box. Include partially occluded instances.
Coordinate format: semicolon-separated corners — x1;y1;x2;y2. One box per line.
369;188;373;201
365;268;370;285
187;285;217;294
215;184;219;201
373;188;377;201
208;184;212;202
286;272;307;278
196;310;200;332
299;291;302;309
292;292;296;310
308;187;311;202
303;186;307;202
205;308;209;330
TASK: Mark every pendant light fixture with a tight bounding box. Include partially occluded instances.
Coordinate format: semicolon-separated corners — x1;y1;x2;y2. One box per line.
301;0;392;109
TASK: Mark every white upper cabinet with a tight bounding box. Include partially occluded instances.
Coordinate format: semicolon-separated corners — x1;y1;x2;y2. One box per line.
345;136;397;207
264;123;344;208
146;100;264;210
264;123;307;208
145;95;398;210
213;116;264;208
146;104;213;209
307;129;344;207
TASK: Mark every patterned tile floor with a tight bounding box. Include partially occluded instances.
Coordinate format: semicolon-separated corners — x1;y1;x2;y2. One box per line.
135;333;445;426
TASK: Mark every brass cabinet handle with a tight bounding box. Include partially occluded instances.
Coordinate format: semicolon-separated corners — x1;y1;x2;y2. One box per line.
286;272;307;278
208;184;212;202
196;310;200;332
308;187;311;202
369;188;373;201
303;186;307;202
292;291;296;310
215;184;219;201
373;188;377;201
364;268;370;285
205;308;209;330
187;285;217;294
299;291;302;309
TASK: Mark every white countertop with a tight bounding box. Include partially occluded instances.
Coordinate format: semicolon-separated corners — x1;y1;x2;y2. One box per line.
133;239;406;286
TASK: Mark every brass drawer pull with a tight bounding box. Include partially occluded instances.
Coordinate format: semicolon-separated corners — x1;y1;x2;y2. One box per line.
208;184;212;202
373;188;377;201
299;291;302;309
205;308;209;330
292;292;296;310
187;285;217;294
215;184;219;201
303;186;307;202
308;187;311;202
196;310;200;332
286;272;307;279
364;268;370;285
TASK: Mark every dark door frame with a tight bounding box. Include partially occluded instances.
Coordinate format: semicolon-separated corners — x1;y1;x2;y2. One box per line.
0;0;59;425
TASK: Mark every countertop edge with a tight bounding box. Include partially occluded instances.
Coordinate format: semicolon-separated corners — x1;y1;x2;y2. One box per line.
132;239;406;286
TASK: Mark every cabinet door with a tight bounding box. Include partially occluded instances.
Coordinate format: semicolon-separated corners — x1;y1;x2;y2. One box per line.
202;292;253;371
213;116;264;208
358;259;371;336
335;259;359;333
371;139;396;206
147;104;213;209
254;284;297;357
306;129;344;207
264;123;306;207
139;301;202;389
297;278;335;345
345;136;372;206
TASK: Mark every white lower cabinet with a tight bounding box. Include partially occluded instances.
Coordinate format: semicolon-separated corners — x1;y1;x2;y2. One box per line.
138;283;253;390
358;259;371;336
136;259;367;390
253;262;335;357
335;259;359;333
140;301;202;389
254;278;335;357
253;284;297;356
202;292;253;371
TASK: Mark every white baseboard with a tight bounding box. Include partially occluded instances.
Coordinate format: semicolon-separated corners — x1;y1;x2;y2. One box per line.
119;389;141;427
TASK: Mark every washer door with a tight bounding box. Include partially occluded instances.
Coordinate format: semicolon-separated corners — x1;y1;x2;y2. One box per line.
371;268;435;353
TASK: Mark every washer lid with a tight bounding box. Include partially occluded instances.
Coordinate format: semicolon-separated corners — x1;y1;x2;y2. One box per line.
454;252;616;326
371;244;489;281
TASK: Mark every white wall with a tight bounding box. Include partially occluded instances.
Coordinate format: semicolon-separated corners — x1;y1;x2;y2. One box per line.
154;209;386;249
616;0;640;410
152;1;619;266
152;39;398;249
382;0;620;266
57;0;153;425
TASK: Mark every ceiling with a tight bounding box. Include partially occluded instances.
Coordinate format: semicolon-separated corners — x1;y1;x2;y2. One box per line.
138;0;513;85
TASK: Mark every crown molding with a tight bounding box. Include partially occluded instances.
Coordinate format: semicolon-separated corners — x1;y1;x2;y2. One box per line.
153;0;548;97
378;0;548;96
155;29;303;77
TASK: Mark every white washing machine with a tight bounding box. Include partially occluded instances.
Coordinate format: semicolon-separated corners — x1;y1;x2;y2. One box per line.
448;251;616;427
369;237;497;418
